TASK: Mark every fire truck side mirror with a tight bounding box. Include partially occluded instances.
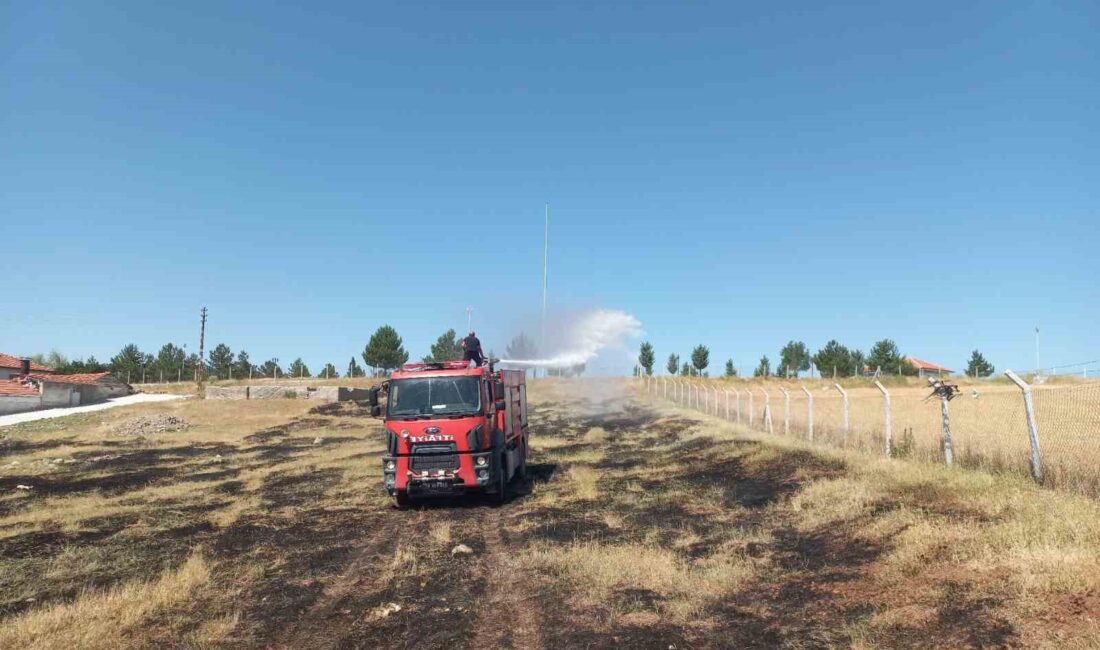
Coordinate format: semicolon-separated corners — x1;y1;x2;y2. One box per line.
494;399;506;411
370;405;382;417
367;386;380;408
493;381;504;399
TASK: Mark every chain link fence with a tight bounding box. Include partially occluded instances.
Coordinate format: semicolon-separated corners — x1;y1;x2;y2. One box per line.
640;374;1100;498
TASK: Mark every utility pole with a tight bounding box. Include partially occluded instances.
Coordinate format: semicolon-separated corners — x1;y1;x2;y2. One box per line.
466;307;474;332
541;203;549;377
197;307;207;395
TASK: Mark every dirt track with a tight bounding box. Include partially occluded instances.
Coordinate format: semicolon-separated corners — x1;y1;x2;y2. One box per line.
3;384;1098;648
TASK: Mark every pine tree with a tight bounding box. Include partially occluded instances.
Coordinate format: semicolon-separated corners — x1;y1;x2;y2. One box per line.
690;345;709;375
110;344;146;382
680;361;692;376
260;359;282;378
724;359;737;377
287;358;311;378
812;340;855;378
318;362;339;378
866;339;913;375
235;351;253;379
666;353;679;375
778;340;811;378
208;343;234;380
753;355;771;378
638;342;655;376
346;356;365;378
966;350;995;378
155;343;186;381
423;329;463;363
363;325;409;375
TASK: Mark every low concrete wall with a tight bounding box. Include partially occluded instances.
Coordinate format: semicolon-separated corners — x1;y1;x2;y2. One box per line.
41;383;76;408
205;385;369;402
0;395;42;415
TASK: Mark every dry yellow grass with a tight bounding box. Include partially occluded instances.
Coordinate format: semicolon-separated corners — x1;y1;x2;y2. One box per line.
0;553;212;650
565;465;600;501
652;377;1100;495
521;541;758;622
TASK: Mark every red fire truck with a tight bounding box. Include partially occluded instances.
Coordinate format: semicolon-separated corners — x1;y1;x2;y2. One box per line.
370;360;529;507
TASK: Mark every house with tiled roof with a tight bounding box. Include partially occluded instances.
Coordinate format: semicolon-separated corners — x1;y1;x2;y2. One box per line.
0;354;54;380
905;356;954;378
0;353;132;416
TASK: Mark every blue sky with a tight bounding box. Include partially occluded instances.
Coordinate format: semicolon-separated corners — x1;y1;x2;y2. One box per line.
3;1;1097;375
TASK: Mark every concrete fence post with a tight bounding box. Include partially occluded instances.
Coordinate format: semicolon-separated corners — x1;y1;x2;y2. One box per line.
1005;369;1044;483
748;389;755;428
760;388;773;434
735;389;742;424
940;394;954;466
874;381;892;457
800;384;814;440
663;377;668;400
835;383;849;445
712;387;720;416
703;383;710;412
780;387;790;435
724;390;731;419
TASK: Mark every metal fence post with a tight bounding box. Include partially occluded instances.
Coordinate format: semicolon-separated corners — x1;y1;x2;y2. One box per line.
1005;370;1043;483
874;381;891;457
735;388;742;424
663;377;668;400
800;385;813;440
748;389;755;428
703;383;710;413
713;387;720;416
724;390;731;419
835;383;849;445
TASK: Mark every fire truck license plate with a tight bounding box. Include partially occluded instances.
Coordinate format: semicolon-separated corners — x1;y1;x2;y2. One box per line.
420;480;452;492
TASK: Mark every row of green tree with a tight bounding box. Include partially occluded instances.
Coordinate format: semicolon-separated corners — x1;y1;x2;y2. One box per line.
31;324;584;383
637;339;995;379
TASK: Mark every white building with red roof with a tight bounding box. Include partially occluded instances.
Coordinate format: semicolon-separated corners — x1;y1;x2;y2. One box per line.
905;356;954;377
0;353;132;416
0;353;54;380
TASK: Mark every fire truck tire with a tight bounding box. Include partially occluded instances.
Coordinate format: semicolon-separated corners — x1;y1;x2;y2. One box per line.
493;450;507;503
393;491;411;508
516;443;528;480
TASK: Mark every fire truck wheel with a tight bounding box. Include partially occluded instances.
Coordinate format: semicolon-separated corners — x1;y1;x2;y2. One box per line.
516;445;528;480
393;491;411;508
493;452;507;503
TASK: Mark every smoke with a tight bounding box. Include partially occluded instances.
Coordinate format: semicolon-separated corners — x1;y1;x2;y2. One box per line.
500;308;643;369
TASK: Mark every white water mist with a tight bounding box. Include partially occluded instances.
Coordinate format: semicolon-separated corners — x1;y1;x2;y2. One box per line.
500;308;642;369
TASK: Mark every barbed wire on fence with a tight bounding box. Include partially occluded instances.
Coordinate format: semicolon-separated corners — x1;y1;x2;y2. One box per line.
638;372;1100;499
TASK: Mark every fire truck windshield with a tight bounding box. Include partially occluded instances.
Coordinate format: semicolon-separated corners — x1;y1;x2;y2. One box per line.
387;376;482;419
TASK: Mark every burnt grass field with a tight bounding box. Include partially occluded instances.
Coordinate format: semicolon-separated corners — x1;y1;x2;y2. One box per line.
1;381;1099;649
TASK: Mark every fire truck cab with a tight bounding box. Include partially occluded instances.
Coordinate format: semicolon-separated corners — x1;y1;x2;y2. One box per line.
371;360;529;507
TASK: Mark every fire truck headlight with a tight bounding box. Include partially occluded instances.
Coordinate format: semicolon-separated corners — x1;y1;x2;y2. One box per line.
384;460;396;472
475;456;488;467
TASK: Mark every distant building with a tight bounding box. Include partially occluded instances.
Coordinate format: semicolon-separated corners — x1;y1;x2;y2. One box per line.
0;353;54;380
905;356;953;377
0;353;132;415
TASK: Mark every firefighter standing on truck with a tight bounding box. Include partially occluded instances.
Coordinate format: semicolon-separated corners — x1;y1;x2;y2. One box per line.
461;330;484;367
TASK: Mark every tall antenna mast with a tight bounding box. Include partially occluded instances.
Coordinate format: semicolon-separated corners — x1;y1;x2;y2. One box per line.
541;203;549;370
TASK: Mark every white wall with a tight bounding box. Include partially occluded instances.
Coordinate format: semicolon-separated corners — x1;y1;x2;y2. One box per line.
0;395;42;415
